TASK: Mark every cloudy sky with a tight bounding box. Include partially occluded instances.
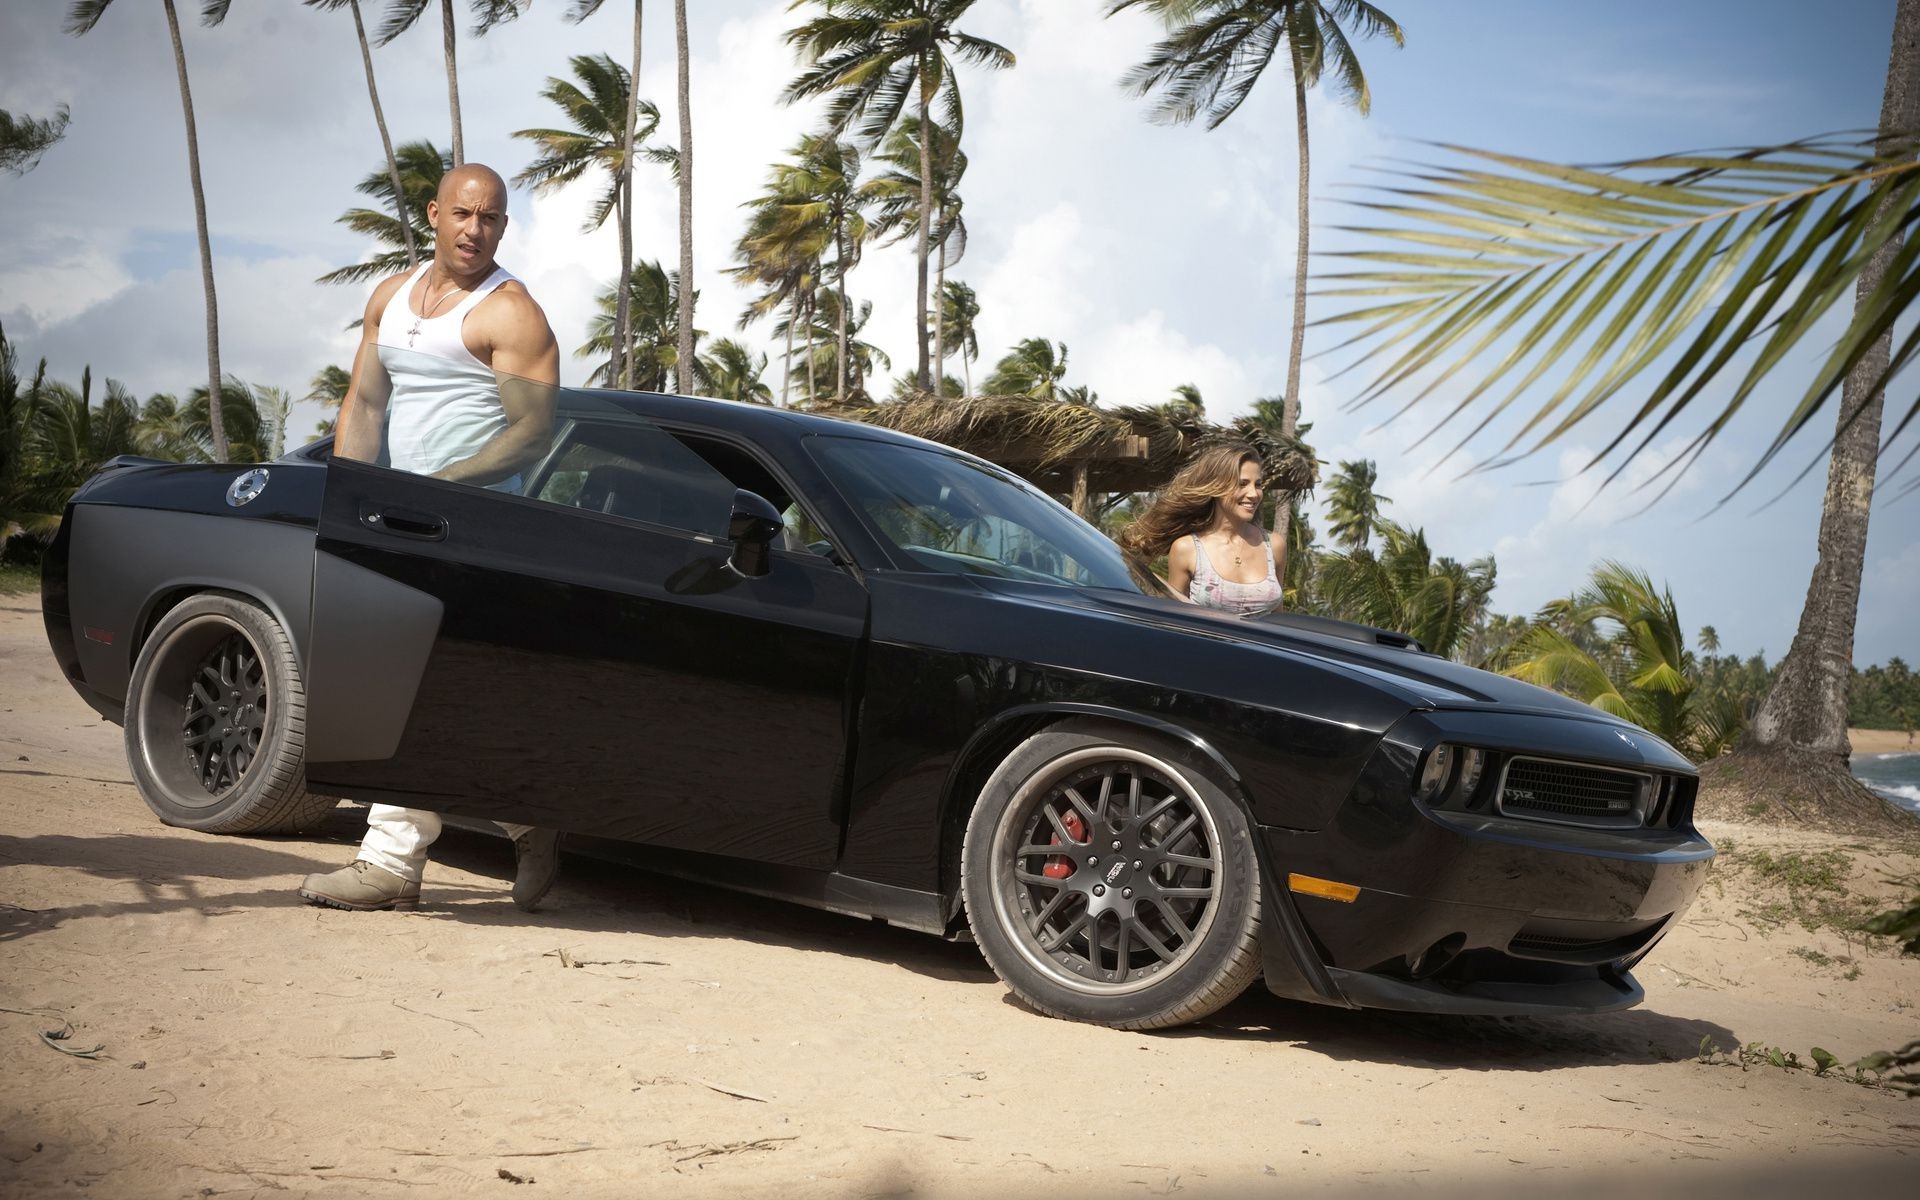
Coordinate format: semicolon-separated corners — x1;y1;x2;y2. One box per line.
2;0;1914;666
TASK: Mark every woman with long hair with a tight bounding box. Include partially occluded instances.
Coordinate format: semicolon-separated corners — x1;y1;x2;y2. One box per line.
1118;443;1282;614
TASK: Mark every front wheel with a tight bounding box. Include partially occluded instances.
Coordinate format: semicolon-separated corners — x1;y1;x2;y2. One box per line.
124;591;337;834
961;720;1262;1029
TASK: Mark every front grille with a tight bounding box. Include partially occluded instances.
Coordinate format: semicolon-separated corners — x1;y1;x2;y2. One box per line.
1499;757;1645;828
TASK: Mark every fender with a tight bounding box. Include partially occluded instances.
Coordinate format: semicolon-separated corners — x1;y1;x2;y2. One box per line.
133;577;308;677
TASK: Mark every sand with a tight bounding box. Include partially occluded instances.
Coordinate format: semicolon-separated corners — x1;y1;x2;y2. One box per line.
3;592;1917;1198
1852;728;1919;755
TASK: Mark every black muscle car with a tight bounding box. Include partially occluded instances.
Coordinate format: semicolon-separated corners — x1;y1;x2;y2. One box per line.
41;368;1714;1030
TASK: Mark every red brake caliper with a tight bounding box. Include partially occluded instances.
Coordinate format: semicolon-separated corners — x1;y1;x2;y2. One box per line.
1043;809;1087;879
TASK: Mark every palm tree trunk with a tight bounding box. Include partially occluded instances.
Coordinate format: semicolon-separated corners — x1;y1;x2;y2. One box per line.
835;223;850;403
913;60;933;391
440;0;462;167
1271;53;1311;584
163;0;226;462
782;289;796;408
963;338;972;398
618;1;643;391
933;238;947;398
616;181;633;389
1741;0;1920;771
673;0;695;394
349;0;416;269
804;288;818;404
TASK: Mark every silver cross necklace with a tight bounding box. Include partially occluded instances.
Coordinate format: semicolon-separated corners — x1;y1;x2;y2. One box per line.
406;268;467;347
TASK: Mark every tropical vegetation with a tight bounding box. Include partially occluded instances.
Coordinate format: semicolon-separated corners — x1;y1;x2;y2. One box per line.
0;105;69;176
1321;0;1920;828
783;0;1013;392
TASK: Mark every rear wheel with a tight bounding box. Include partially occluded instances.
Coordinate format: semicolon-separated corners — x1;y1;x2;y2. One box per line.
961;720;1262;1029
125;592;336;834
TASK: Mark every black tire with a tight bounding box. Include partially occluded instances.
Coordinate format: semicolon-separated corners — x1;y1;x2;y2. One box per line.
961;718;1262;1030
124;591;336;834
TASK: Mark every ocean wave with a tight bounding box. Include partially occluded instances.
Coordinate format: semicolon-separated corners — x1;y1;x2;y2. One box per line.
1869;783;1920;816
1853;751;1920;762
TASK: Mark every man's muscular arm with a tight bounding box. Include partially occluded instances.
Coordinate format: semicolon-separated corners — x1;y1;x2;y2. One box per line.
331;275;408;464
430;285;561;487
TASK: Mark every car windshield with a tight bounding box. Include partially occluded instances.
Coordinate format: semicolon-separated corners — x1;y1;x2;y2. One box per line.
810;435;1143;592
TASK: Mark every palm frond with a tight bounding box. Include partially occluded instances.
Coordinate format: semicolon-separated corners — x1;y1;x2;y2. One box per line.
1325;135;1920;497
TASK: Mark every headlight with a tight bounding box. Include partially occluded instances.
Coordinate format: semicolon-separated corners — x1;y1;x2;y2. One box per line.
1454;748;1486;800
1415;744;1455;801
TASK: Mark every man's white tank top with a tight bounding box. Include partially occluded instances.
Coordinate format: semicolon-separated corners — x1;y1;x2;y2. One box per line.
375;262;518;478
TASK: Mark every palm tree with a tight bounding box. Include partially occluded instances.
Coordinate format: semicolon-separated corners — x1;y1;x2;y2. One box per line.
778;290;891;405
0;105;69;175
783;0;1014;391
702;339;775;404
514;54;667;391
135;392;203;462
8;370;141;540
733;136;867;402
66;0;233;461
1323;458;1390;551
730;186;819;409
183;378;269;463
1316;521;1494;659
1324;0;1920;830
1111;0;1404;582
1698;625;1722;655
304;1;419;268
578;260;707;392
565;2;649;390
984;337;1069;401
320;140;450;287
307;364;351;435
1502;562;1695;751
939;279;980;395
376;0;526;167
867;115;969;396
672;0;696;396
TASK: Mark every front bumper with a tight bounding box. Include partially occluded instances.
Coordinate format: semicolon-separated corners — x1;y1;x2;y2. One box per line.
1252;715;1714;1017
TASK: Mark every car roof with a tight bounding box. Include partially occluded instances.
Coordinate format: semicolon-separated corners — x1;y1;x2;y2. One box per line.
573;388;952;454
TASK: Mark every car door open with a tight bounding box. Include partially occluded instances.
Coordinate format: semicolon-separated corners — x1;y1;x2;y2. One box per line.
303;373;866;871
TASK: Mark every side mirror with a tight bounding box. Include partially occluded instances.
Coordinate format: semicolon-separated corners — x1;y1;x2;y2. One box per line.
725;488;784;578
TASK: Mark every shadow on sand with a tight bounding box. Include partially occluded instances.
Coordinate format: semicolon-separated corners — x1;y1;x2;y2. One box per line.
2;809;1735;1070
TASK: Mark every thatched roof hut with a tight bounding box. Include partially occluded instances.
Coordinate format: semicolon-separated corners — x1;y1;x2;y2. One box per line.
823;393;1317;518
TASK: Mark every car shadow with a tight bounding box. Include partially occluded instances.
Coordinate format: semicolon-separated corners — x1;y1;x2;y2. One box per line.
0;815;1740;1067
416;821;997;986
1142;982;1737;1072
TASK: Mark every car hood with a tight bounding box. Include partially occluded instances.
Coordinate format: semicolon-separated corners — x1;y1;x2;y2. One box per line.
973;577;1645;727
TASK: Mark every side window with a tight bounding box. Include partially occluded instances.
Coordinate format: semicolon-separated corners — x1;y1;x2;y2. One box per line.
530;420;736;538
670;433;841;560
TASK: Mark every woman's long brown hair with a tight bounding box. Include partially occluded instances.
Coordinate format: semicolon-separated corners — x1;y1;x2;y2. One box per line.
1117;443;1261;558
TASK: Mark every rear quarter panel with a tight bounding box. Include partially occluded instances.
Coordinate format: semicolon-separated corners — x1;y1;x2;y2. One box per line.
50;461;324;719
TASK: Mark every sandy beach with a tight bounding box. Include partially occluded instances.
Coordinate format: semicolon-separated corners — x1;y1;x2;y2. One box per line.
4;592;1917;1198
1852;727;1919;755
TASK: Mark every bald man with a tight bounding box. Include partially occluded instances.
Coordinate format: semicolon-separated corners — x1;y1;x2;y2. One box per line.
299;163;565;914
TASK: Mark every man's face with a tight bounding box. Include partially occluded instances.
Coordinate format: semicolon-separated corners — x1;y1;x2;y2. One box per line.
427;177;508;274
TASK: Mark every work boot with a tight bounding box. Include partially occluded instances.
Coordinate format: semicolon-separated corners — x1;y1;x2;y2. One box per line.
298;860;420;912
511;828;562;912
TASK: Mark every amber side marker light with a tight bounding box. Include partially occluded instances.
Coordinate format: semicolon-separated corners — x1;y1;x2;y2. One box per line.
1287;873;1360;903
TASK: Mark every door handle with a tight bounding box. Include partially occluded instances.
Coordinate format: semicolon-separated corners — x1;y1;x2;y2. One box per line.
361;504;448;541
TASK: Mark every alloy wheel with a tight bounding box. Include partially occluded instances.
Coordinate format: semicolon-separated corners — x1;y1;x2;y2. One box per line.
991;747;1224;996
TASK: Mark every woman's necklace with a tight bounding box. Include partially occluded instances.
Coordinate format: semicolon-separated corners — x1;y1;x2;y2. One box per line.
405;270;467;347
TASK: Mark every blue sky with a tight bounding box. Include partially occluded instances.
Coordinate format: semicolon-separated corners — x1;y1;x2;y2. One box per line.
0;0;1912;667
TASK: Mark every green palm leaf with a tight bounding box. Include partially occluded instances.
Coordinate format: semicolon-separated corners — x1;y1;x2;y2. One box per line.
1324;134;1920;498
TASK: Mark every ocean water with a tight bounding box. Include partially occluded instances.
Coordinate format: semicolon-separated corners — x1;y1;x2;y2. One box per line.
1852;751;1920;818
